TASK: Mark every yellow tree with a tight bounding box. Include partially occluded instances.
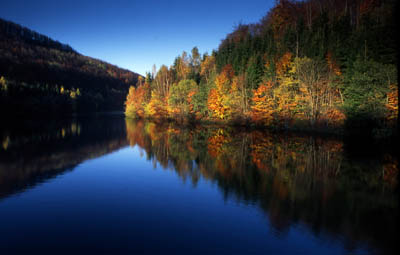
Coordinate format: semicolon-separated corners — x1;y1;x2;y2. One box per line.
200;55;216;84
125;81;151;118
176;51;190;81
207;65;233;119
168;79;197;119
145;90;168;119
0;76;7;91
154;65;173;98
274;52;299;126
137;76;144;86
125;86;137;117
225;76;245;120
294;57;332;125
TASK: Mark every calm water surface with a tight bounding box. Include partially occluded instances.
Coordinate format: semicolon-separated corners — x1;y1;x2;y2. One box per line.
0;116;398;254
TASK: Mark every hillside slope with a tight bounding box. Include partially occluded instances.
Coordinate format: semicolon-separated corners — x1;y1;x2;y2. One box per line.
0;18;142;116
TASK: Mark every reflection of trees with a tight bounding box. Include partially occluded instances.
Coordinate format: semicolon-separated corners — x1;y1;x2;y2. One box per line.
126;119;398;254
0;117;128;200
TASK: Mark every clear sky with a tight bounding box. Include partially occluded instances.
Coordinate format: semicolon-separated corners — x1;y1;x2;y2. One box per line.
0;0;274;76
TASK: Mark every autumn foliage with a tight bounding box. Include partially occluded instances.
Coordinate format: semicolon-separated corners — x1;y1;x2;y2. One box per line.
125;81;150;118
125;0;397;136
251;81;275;125
207;65;234;119
386;84;398;122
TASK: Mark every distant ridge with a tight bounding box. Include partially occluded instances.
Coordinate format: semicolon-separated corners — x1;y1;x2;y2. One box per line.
0;17;143;115
0;18;76;53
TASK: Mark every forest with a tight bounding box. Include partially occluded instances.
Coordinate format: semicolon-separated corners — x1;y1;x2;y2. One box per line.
0;18;141;116
125;0;398;137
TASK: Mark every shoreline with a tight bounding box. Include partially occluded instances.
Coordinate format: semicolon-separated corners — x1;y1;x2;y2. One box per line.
124;115;398;143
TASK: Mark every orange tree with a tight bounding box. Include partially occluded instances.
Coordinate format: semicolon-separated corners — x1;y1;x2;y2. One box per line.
251;80;275;126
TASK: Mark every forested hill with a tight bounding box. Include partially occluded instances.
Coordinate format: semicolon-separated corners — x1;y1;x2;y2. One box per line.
125;0;397;137
0;18;142;116
216;0;397;72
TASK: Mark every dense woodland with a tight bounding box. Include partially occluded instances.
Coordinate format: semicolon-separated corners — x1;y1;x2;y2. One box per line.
0;18;141;116
125;0;398;137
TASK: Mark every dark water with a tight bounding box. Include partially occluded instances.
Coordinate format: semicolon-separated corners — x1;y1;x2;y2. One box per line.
0;115;398;254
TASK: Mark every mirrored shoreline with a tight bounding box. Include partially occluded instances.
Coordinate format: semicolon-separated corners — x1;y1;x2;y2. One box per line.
0;116;397;254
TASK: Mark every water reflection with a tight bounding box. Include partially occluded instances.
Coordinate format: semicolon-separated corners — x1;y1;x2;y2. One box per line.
126;119;398;254
0;117;398;254
0;116;128;199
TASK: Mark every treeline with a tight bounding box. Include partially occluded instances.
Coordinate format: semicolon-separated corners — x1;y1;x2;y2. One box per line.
125;0;398;137
0;18;142;116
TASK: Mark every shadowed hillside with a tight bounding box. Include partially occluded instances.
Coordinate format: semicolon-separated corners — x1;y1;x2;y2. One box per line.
0;18;142;115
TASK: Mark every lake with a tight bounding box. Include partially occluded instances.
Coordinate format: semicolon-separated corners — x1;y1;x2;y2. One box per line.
0;115;398;254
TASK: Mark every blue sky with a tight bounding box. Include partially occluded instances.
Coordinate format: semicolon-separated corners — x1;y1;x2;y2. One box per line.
0;0;274;75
